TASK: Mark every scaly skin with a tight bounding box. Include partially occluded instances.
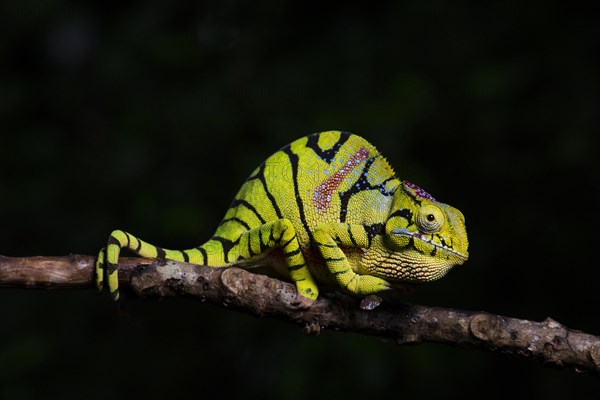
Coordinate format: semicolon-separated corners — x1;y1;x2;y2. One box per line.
96;131;469;304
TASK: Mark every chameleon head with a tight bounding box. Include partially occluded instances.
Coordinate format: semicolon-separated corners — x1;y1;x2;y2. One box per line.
364;181;469;283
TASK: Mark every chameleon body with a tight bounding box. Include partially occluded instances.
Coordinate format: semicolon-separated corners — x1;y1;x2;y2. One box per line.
96;131;469;304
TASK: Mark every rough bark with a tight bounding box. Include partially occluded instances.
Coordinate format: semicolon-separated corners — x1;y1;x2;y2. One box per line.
1;254;599;376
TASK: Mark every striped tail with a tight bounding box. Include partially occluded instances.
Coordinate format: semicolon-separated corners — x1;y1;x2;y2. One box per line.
95;229;231;300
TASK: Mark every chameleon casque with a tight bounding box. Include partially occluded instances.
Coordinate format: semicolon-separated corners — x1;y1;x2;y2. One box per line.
96;131;469;305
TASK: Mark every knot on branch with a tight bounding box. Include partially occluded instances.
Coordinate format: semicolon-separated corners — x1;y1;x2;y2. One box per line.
469;313;504;342
220;268;267;312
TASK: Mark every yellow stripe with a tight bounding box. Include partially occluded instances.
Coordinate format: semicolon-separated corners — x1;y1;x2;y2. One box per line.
165;249;185;261
137;240;158;258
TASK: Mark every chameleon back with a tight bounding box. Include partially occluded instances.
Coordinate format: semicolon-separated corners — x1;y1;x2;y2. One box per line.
212;131;400;258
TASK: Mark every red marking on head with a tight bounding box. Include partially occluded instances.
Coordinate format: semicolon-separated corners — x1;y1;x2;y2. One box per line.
402;180;436;201
313;147;369;211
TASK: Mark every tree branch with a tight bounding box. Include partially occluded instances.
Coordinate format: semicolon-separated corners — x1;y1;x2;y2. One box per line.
1;254;599;376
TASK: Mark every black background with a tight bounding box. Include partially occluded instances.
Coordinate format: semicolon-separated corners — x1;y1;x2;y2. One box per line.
1;1;599;398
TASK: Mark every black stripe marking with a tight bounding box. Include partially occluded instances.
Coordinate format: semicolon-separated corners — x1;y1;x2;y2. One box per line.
407;237;417;251
156;247;166;259
181;250;190;263
249;163;284;220
364;223;384;247
280;234;296;250
106;262;117;274
347;226;358;247
288;263;307;272
107;236;120;247
338;155;395;222
284;248;301;257
198;246;208;265
212;236;240;264
125;233;131;248
228;198;266;224
438;235;453;250
403;186;424;206
323;256;346;262
272;227;283;243
315;241;338;248
330;269;350;277
259;228;269;253
247;235;255;257
304;131;351;163
134;237;142;252
281;145;312;242
219;217;252;231
388;208;414;227
344;275;358;289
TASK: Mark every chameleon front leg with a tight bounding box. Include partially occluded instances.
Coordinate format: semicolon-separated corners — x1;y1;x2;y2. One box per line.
313;223;392;296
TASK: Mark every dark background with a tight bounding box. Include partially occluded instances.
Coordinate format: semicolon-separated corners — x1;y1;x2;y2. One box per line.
1;1;599;398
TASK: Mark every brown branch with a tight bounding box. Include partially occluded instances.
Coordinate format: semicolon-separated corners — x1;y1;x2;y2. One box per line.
1;254;599;376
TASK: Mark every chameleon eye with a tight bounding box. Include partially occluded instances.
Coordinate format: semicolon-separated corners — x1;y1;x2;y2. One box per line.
416;204;445;233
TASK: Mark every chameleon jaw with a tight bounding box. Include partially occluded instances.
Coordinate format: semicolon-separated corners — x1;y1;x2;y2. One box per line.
391;228;468;262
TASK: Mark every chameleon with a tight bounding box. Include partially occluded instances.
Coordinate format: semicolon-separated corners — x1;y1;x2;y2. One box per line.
95;131;469;306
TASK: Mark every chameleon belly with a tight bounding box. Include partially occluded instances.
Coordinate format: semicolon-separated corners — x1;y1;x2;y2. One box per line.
96;131;469;303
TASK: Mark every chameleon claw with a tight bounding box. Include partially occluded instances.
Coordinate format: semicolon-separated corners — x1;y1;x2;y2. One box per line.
292;293;316;309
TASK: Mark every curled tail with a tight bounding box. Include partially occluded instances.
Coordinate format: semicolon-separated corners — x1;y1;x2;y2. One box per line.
95;229;231;300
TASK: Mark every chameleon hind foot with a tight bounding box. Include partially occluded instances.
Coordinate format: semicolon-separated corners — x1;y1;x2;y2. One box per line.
292;292;316;309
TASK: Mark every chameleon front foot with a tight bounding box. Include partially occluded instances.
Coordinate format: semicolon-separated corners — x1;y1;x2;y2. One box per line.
344;274;392;296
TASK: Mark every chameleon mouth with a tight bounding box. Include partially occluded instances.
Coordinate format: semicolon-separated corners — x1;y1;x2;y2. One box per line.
392;229;468;261
415;234;468;261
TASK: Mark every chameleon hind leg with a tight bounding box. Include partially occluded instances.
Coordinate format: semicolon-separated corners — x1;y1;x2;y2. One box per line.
95;229;189;300
313;223;392;296
234;218;319;305
96;223;319;303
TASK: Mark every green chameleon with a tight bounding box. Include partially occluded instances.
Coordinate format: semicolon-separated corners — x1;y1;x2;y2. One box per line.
96;131;469;305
